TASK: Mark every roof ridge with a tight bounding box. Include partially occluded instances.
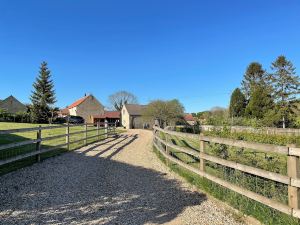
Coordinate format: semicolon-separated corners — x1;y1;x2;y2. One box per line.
68;95;90;109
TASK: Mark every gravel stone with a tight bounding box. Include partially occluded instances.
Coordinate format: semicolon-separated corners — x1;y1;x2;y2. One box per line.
0;129;245;225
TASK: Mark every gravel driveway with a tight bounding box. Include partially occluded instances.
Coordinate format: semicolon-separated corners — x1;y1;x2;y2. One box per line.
0;129;244;225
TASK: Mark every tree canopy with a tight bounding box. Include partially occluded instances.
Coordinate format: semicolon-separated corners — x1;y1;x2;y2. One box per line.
109;91;138;111
142;99;184;128
245;85;274;119
241;62;267;100
270;56;300;128
229;88;246;117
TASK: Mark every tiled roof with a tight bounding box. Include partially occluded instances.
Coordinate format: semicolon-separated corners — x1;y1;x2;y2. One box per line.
125;104;147;116
184;113;195;121
93;111;120;119
68;95;89;109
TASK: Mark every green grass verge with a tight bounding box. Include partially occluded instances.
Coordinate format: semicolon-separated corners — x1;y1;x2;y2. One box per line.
153;146;299;225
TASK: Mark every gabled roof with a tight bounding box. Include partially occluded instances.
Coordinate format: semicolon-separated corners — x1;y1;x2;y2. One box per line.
0;95;27;113
124;104;147;116
184;113;195;121
68;95;89;109
93;111;120;119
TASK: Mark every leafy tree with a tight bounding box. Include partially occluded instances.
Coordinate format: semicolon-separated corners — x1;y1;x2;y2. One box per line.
270;55;300;128
207;107;229;126
142;99;184;128
30;61;56;123
109;91;138;111
241;62;267;100
245;85;274;119
229;88;246;117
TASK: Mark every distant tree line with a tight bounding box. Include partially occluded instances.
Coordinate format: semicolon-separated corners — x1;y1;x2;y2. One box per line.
193;55;300;128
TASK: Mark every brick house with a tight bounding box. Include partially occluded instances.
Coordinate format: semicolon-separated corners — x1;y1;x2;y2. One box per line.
67;95;105;123
184;113;196;126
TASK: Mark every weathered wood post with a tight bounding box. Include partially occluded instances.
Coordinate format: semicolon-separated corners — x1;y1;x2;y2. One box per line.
104;120;108;139
84;123;88;146
288;144;300;214
199;133;205;172
36;125;42;162
114;121;117;136
97;122;100;141
66;123;70;150
165;133;170;166
165;134;169;154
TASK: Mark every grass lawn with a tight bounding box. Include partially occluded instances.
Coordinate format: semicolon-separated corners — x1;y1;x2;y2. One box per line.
0;122;112;175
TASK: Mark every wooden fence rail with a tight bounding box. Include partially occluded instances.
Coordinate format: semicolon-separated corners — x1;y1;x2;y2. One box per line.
0;122;117;168
153;126;300;219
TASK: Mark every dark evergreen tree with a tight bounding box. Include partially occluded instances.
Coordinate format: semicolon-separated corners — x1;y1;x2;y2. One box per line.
30;62;56;123
245;85;274;119
229;88;246;117
241;62;267;100
270;55;300;128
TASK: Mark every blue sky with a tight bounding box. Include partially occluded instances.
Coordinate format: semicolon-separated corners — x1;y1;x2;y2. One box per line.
0;0;299;112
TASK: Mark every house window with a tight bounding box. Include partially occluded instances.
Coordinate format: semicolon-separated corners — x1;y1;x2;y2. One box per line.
123;109;125;114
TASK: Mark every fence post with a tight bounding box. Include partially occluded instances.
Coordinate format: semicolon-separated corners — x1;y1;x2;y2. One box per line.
165;134;169;154
66;123;70;150
84;123;87;146
288;144;300;213
105;120;108;139
97;122;100;141
36;125;42;162
114;121;117;136
199;133;205;171
165;134;170;166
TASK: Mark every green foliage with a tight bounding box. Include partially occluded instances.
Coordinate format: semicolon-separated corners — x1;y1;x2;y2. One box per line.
229;88;246;117
0;109;30;123
153;146;299;225
142;99;184;128
201;107;229;126
241;62;267;100
30;61;56;124
270;55;300;128
245;85;274;118
203;127;300;147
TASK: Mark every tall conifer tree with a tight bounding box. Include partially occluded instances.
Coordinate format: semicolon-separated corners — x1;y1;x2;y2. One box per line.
270;56;300;128
241;62;267;100
229;88;246;117
30;62;56;123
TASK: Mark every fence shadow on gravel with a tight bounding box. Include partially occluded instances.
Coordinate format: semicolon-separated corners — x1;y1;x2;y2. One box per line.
0;135;206;225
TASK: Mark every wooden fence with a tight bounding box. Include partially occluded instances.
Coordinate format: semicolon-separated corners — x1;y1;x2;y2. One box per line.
0;122;116;167
153;126;300;219
200;125;300;136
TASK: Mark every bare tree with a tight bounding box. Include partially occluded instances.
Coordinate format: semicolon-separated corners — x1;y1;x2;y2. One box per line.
109;91;138;111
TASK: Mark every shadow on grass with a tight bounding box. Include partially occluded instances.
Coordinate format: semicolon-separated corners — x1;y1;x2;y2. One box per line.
0;134;206;225
0;133;38;175
0;133;116;176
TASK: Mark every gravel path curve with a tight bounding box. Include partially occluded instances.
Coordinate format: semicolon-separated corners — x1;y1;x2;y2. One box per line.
0;129;244;225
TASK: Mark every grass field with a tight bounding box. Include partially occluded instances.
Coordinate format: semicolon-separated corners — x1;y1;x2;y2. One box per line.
0;122;113;175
